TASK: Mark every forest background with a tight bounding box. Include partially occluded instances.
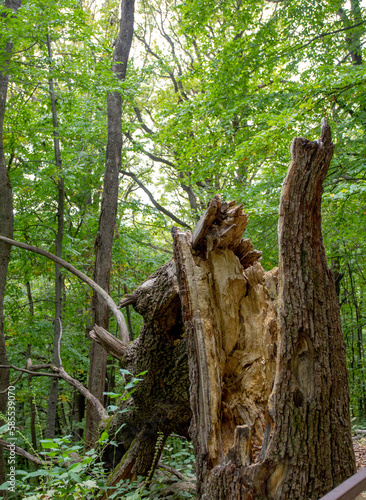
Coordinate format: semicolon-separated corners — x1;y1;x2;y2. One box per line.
0;0;365;497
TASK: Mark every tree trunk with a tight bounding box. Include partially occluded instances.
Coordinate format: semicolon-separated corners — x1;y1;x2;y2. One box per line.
92;121;355;499
45;33;65;440
72;389;86;442
85;0;134;446
26;282;37;451
172;119;355;499
0;0;21;490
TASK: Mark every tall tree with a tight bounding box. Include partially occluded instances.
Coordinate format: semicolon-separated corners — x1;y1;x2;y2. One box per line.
85;0;134;445
0;0;21;489
45;32;65;439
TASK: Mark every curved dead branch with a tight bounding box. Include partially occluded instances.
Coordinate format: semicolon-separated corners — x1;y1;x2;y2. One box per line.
0;236;129;342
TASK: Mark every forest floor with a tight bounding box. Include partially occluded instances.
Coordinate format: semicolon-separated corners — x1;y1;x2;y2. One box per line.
353;439;366;498
354;439;366;470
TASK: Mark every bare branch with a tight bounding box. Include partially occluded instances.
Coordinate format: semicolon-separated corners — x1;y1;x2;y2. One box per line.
0;236;129;342
89;325;127;361
1;361;108;420
157;461;185;480
0;439;46;466
133;239;172;255
134;107;155;135
0;364;60;378
124;131;176;168
52;365;107;421
292;19;366;53
120;170;191;229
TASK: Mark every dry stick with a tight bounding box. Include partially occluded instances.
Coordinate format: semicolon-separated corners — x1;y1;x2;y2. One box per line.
0;364;60;378
0;363;107;420
0;235;129;341
53;366;107;421
157;461;185;480
0;439;46;466
89;325;127;361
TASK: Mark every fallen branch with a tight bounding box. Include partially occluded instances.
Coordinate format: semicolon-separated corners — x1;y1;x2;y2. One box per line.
157;461;185;480
0;364;60;378
89;325;127;362
52;365;107;421
0;439;46;466
0;236;129;342
0;363;108;420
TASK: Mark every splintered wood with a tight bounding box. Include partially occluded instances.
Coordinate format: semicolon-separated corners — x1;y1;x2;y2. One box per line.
173;195;278;495
173;120;355;500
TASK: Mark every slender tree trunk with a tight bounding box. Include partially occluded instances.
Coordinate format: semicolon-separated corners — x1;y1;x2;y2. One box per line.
124;284;134;341
72;389;85;442
45;33;65;439
347;262;366;416
25;282;37;452
0;0;21;490
85;0;134;446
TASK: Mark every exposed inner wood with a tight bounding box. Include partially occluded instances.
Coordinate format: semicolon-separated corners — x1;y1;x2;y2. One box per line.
97;121;354;500
173;196;277;496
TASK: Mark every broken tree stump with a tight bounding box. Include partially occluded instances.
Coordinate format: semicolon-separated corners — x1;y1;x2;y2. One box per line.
94;120;355;500
173;119;355;499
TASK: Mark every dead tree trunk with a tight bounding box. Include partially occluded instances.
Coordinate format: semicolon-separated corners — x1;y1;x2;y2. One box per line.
90;120;354;499
173;119;355;499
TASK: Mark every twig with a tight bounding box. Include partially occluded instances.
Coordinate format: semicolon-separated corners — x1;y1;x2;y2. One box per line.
157;461;185;480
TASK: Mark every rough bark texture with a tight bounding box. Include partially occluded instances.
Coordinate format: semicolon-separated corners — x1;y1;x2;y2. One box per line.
171;120;355;499
94;122;354;500
0;0;21;489
99;261;190;495
85;0;134;446
262;119;356;498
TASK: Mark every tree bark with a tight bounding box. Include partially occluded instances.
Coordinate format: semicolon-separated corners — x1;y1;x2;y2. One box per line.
98;260;191;496
85;0;134;446
0;0;21;490
78;122;355;499
171;120;355;499
45;32;65;440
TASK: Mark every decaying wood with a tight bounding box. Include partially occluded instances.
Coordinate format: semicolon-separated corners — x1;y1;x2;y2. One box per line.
100;261;191;485
173;196;276;498
88;121;354;499
89;325;127;361
170;119;355;499
99;198;267;491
